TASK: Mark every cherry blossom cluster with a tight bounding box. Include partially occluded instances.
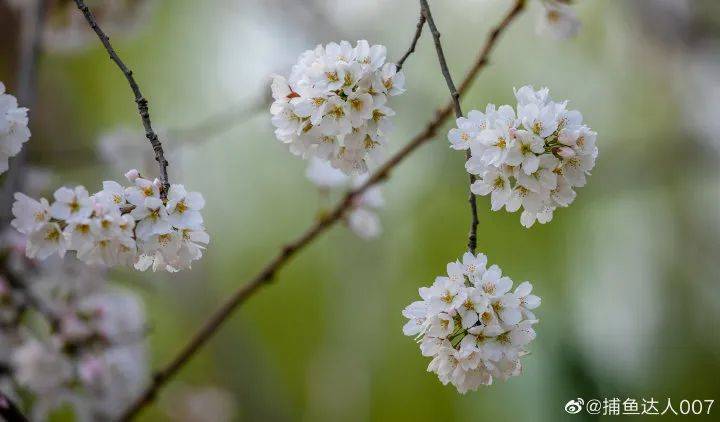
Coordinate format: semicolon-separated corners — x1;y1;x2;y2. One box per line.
402;252;540;393
10;170;209;272
0;81;30;175
449;85;598;228
536;0;581;40
0;231;147;420
270;40;405;174
305;157;384;239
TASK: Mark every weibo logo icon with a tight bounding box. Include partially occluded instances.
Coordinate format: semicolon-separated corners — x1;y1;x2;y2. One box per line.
564;398;585;414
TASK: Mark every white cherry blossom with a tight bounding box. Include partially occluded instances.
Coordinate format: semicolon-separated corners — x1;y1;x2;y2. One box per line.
402;251;540;393
0;81;31;175
271;40;405;173
452;85;598;227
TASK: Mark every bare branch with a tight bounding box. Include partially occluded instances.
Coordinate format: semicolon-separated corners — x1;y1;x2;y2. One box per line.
119;1;526;419
420;0;479;254
396;13;426;70
72;0;170;198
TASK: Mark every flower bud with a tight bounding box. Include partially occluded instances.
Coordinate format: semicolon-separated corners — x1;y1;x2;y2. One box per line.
125;169;140;182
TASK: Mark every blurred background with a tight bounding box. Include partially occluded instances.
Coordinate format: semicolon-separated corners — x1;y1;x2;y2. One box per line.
1;0;719;420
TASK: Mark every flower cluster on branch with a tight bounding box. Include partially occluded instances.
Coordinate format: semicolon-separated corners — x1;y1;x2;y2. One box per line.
402;252;540;393
449;85;598;227
10;171;208;272
270;40;405;174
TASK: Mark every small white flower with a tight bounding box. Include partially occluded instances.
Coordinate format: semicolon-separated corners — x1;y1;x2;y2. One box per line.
347;208;381;240
380;63;405;96
11;193;50;234
124;176;160;207
131;197;171;240
305;157;348;188
50;186;93;222
27;222;67;259
165;184;204;229
471;167;512;211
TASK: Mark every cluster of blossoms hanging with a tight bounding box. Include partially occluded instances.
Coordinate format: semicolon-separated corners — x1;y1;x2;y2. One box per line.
448;85;598;228
402;252;540;393
270;40;405;174
0;230;147;420
0;82;30;175
10;170;208;272
305;157;384;239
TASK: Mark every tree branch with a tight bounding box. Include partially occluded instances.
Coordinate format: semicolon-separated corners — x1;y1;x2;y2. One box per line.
0;390;28;422
419;0;479;254
72;0;170;198
396;13;426;70
119;1;526;419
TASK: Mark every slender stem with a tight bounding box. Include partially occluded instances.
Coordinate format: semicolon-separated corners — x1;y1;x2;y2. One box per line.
72;0;170;198
0;390;28;422
420;0;462;120
419;0;479;254
119;1;526;419
396;13;426;70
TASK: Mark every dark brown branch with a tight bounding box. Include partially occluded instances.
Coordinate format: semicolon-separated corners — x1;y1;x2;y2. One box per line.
396;13;426;70
119;1;526;419
0;390;28;422
419;0;479;254
72;0;170;198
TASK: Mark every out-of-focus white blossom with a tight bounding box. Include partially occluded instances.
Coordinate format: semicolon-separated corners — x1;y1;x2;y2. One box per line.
1;229;149;420
536;0;582;39
7;0;156;53
451;85;598;227
163;386;237;422
0;81;30;175
305;158;384;239
271;40;405;174
402;252;540;393
10;171;209;272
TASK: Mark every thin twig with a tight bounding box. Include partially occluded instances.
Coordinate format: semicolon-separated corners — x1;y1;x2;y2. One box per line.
118;1;526;419
419;0;479;254
72;0;170;198
0;390;28;422
396;13;426;70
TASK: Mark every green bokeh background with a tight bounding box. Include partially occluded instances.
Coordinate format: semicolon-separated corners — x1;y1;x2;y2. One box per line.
2;0;720;420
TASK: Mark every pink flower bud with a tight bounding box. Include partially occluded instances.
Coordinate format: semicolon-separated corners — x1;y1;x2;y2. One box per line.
125;169;140;182
556;146;575;158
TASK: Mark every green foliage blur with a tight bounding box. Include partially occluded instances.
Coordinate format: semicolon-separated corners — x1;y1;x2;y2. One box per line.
2;0;719;420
